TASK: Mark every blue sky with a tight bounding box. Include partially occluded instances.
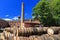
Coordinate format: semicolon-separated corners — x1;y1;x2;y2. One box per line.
0;0;39;20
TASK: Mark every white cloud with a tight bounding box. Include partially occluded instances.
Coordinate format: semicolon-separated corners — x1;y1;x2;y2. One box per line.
3;18;12;21
12;16;18;20
3;16;19;21
5;15;9;17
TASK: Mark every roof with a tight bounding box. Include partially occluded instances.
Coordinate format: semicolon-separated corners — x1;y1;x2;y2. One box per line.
7;19;40;24
0;19;10;28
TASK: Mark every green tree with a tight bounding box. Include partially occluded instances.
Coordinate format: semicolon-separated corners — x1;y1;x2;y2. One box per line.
33;0;60;27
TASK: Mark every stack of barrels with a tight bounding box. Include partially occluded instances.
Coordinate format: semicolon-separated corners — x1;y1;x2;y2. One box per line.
4;27;60;36
18;27;47;36
4;27;60;40
17;34;60;40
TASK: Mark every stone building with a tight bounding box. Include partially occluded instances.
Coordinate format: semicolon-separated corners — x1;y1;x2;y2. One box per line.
7;19;40;28
0;19;10;28
0;19;40;28
8;20;20;27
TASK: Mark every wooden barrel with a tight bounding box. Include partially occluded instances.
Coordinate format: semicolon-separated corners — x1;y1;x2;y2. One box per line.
19;37;28;40
40;34;60;40
3;31;11;38
47;27;59;35
0;33;5;40
29;36;33;40
46;35;60;40
43;27;48;32
8;34;14;40
52;35;60;40
40;34;50;40
47;28;54;36
36;27;43;32
19;37;23;40
29;36;38;40
51;27;60;34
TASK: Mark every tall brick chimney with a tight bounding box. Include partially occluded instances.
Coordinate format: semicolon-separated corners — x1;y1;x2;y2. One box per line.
21;2;24;28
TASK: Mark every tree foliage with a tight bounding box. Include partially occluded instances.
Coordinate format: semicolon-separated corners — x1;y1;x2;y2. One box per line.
33;0;60;27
